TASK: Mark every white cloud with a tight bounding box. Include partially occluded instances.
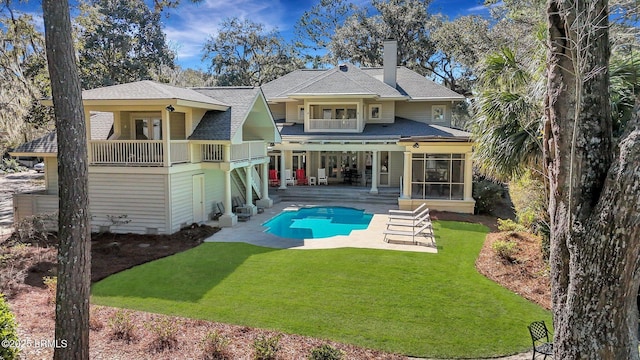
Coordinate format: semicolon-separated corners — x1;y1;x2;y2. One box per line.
467;1;504;13
163;0;288;69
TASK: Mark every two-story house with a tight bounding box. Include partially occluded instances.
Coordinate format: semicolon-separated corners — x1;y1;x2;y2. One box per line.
11;82;280;233
262;40;475;213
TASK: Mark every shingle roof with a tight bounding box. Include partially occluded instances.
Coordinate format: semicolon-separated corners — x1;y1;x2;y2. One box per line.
361;67;465;100
82;80;228;106
189;87;260;140
278;117;470;140
261;65;464;101
12;112;114;154
90;112;114;140
285;64;403;98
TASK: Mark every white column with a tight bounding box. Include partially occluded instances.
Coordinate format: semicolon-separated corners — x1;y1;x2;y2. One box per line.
261;163;270;200
464;152;473;200
279;151;287;189
370;150;379;194
402;151;411;199
256;162;273;209
245;165;257;215
219;169;237;227
163;109;171;167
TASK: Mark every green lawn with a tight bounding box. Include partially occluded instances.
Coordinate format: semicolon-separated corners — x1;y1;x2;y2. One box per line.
91;221;551;358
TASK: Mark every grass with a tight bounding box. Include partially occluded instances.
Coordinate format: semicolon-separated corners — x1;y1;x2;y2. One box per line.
91;221;551;358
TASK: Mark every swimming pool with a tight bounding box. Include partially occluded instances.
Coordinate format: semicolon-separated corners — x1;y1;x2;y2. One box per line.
263;206;373;239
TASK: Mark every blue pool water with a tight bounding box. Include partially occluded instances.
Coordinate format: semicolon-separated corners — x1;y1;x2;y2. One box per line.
263;207;373;239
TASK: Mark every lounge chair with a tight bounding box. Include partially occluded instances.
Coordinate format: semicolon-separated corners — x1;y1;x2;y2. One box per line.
221;199;251;222
211;202;224;220
317;168;328;185
386;208;431;228
388;203;427;216
383;221;434;244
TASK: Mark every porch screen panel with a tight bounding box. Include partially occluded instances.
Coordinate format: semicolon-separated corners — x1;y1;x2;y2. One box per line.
411;154;465;200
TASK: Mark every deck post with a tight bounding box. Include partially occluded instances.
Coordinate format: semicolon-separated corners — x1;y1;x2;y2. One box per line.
256;162;273;209
244;165;258;215
219;169;237;227
402;151;411;199
370;150;379;194
278;152;287;189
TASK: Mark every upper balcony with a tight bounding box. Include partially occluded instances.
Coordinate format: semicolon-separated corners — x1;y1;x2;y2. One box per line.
88;140;266;167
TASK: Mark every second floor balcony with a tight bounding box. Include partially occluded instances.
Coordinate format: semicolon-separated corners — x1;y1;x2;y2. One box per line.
89;140;266;167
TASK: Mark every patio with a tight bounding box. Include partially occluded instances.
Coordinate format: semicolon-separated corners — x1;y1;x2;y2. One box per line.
205;201;437;253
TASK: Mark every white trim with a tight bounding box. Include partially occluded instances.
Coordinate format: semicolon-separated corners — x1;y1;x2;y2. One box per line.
369;103;382;120
432;105;446;123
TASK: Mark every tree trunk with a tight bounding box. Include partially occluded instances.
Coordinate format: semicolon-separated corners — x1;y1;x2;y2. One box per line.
545;0;640;358
42;1;91;359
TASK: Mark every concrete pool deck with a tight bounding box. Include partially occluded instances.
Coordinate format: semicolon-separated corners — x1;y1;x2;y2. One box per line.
204;201;438;253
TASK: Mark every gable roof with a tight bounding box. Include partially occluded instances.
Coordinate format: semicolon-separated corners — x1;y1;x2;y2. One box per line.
82;80;228;107
278;117;470;141
361;67;465;100
262;65;464;101
11;112;114;155
189;87;262;141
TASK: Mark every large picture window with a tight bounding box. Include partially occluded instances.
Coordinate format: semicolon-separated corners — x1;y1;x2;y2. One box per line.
411;154;464;200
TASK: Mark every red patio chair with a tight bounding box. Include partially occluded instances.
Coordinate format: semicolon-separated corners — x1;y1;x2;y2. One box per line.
296;168;308;185
269;169;280;186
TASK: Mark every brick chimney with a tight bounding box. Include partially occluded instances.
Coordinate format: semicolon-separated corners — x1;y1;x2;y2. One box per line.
383;39;397;88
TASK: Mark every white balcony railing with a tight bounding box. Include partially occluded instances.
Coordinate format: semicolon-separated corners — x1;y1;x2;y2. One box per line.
169;140;190;164
308;118;358;130
90;140;164;166
201;141;266;163
202;144;224;161
89;140;266;165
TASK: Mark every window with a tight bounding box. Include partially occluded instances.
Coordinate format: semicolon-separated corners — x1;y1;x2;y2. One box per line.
369;104;381;120
432;105;445;122
336;108;345;119
323;109;332;119
411;154;465;200
347;108;357;119
133;116;162;140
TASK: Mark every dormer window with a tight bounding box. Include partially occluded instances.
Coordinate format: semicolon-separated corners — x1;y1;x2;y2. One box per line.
432;105;445;122
369;104;381;120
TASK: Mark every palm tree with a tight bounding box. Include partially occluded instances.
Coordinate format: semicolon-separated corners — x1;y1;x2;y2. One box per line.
470;47;545;181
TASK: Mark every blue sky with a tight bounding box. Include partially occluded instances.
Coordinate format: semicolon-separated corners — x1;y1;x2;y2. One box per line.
13;0;492;70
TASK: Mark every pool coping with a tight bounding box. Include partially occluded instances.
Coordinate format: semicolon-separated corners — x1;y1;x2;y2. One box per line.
204;201;438;253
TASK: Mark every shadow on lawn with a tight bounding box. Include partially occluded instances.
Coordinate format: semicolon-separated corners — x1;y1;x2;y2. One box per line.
92;242;278;303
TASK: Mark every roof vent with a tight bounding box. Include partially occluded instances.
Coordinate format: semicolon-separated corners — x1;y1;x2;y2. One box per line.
339;64;348;72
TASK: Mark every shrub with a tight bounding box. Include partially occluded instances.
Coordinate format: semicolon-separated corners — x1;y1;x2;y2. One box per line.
0;158;26;174
0;294;20;360
43;276;57;304
252;334;281;360
146;317;179;352
89;307;104;331
497;219;527;232
308;344;344;360
492;240;518;263
473;178;504;214
509;171;550;258
10;213;57;247
200;330;231;360
108;309;136;343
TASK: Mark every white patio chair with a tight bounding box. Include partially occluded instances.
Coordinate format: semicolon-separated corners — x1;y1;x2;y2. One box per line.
285;169;295;186
317;168;328;185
